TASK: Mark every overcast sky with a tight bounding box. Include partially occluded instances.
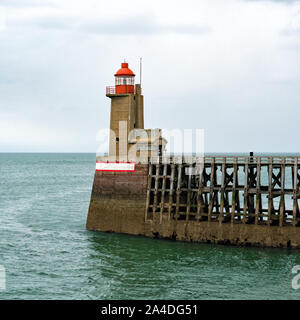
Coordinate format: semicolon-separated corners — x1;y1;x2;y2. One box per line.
0;0;300;153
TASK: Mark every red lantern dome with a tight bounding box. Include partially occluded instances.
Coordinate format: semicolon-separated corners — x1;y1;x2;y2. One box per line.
114;62;135;77
114;62;135;94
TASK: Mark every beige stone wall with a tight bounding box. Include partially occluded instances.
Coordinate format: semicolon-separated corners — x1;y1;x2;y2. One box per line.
108;89;144;160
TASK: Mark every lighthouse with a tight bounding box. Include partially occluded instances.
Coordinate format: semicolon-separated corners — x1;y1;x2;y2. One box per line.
88;61;300;249
106;61;145;161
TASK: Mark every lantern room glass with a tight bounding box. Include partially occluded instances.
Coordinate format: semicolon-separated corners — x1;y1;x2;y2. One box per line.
115;76;135;86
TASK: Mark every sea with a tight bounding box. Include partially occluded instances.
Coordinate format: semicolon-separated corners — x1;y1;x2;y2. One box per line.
1;153;300;300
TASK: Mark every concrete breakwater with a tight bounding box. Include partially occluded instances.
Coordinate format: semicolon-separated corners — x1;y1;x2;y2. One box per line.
86;155;300;248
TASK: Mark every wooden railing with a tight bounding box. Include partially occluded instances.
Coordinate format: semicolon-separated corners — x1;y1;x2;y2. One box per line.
148;155;300;165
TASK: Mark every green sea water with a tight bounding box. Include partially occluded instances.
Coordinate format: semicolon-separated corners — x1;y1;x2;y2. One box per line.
1;153;300;300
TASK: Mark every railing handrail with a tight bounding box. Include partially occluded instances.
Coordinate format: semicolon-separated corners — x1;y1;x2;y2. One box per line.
106;86;141;95
147;155;300;165
106;86;115;94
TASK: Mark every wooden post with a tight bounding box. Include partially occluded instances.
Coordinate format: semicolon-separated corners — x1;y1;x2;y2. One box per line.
231;157;237;224
152;163;160;222
175;164;182;221
243;158;249;224
236;162;241;220
186;164;193;221
279;158;285;227
208;158;215;222
293;158;299;227
197;163;204;221
160;164;167;224
267;157;273;226
255;157;261;225
219;161;226;224
168;164;175;221
145;164;152;222
248;152;255;222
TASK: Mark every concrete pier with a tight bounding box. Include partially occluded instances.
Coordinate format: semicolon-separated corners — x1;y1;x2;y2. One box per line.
86;155;300;248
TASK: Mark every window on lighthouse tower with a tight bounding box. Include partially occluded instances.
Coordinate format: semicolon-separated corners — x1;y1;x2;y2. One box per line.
115;77;134;85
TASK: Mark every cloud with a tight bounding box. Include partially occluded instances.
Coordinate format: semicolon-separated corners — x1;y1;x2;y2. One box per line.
80;14;212;36
0;9;6;32
0;0;55;7
28;14;71;30
9;11;212;36
246;0;300;3
1;0;300;152
281;10;300;35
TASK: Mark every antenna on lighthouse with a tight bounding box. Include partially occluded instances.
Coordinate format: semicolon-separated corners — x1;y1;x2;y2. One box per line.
139;57;142;87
